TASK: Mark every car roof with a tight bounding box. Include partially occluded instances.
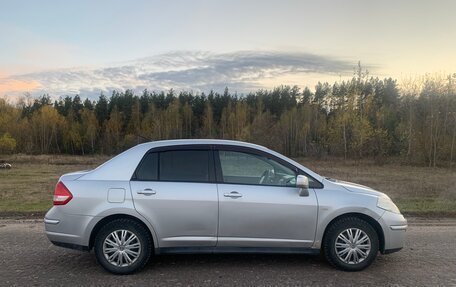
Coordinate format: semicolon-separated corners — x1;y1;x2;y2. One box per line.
137;139;268;150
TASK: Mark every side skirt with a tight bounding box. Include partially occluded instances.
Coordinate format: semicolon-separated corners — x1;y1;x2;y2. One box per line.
51;241;90;252
157;246;320;255
382;247;403;254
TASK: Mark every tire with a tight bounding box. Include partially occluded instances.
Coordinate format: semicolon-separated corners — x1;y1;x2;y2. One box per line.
94;218;153;275
323;216;379;271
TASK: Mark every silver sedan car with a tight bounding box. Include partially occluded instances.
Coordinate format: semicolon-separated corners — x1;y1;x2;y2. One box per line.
45;139;407;274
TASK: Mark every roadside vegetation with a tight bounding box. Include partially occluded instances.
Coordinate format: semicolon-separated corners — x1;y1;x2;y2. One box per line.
0;155;454;217
0;67;455;217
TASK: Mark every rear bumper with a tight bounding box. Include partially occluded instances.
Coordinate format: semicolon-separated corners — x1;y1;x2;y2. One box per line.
379;211;407;253
44;207;94;249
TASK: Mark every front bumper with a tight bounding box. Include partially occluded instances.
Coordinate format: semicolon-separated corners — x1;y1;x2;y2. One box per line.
379;210;407;253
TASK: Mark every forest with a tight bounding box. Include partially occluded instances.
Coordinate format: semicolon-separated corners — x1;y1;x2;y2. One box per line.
1;68;455;167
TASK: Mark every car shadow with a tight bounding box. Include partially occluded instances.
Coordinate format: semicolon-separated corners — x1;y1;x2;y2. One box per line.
144;252;330;271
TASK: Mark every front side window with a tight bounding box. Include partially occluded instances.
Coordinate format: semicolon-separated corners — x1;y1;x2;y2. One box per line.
159;150;210;182
218;150;296;186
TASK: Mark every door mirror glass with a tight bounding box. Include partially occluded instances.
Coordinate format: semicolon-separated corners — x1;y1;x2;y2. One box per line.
296;175;309;196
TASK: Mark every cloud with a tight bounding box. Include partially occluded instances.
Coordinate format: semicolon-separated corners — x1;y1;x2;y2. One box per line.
3;50;356;99
0;77;41;95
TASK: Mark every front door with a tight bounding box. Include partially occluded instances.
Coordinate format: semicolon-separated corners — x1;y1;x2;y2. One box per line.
216;149;318;248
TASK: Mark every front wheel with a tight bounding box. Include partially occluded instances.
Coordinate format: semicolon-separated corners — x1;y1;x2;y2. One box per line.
323;217;379;271
94;218;152;274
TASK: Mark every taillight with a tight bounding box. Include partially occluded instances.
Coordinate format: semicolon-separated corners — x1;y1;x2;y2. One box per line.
53;181;73;205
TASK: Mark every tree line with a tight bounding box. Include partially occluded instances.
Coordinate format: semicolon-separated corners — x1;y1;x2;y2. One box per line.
1;69;455;167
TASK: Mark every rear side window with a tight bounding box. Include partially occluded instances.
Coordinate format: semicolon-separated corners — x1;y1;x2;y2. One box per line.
135;152;158;181
159;150;210;182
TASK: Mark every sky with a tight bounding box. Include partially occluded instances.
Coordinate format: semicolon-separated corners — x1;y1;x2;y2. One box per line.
1;0;455;99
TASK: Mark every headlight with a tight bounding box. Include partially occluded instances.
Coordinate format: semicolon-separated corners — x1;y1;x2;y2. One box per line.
377;196;400;214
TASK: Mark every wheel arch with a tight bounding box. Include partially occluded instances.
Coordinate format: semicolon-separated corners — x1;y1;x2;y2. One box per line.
321;212;385;253
88;213;156;251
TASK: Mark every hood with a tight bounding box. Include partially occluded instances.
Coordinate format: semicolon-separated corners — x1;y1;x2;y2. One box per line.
325;178;386;197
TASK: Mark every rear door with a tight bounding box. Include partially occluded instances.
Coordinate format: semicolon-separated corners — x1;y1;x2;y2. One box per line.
130;146;218;248
215;147;318;248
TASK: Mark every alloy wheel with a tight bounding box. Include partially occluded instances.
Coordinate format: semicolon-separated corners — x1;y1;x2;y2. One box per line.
334;228;371;265
103;229;142;267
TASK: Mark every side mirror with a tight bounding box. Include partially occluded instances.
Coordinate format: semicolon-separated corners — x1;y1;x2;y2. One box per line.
296;175;309;196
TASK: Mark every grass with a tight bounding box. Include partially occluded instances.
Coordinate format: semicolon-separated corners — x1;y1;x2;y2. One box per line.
302;158;456;217
0;154;455;217
0;154;109;216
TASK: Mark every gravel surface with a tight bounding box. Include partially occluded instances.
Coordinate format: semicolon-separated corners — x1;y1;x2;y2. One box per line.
1;219;456;286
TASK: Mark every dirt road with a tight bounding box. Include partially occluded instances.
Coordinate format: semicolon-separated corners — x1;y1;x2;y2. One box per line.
1;219;456;286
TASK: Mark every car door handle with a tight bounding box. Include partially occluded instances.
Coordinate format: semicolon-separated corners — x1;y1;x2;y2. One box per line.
224;191;242;198
137;188;156;195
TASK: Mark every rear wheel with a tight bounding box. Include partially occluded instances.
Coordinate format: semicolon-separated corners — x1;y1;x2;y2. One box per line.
94;218;152;274
323;217;379;271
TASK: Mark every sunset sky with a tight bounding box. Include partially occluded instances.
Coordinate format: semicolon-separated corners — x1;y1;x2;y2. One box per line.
1;0;455;99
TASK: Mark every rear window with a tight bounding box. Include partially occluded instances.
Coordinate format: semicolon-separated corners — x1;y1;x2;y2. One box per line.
159;150;210;182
